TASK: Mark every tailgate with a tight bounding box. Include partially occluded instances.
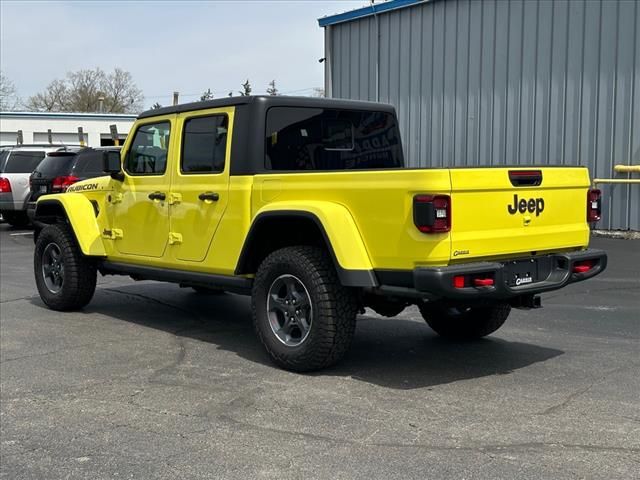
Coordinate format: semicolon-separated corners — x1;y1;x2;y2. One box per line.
449;167;590;262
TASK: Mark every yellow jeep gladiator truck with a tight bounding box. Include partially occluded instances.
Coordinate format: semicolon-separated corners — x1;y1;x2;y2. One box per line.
32;96;607;371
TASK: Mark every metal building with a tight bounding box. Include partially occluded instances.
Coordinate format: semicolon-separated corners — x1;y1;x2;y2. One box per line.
319;0;639;231
0;112;135;147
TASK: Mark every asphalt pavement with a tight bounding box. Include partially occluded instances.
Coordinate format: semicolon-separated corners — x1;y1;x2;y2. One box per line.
1;224;638;479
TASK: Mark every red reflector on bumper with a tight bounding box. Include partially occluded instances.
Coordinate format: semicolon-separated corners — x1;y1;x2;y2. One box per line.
453;275;465;288
573;260;595;273
473;278;494;287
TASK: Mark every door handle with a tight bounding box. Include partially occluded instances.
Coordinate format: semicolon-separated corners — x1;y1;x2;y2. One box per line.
148;191;166;201
198;192;219;202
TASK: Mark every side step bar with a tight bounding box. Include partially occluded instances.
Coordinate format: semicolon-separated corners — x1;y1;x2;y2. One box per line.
99;261;253;295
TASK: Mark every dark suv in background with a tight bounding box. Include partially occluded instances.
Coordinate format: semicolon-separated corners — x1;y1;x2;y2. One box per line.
27;147;119;218
1;145;70;227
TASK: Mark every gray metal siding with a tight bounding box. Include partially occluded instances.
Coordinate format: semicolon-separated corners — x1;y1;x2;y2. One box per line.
327;0;639;230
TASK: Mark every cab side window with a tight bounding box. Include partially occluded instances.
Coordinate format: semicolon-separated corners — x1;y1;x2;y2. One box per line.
181;115;228;174
125;122;171;175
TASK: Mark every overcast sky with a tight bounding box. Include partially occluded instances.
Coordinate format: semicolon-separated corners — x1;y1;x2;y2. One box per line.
1;0;368;109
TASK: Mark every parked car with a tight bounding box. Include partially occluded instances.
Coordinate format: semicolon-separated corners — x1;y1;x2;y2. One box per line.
31;96;607;372
0;145;70;227
26;147;120;219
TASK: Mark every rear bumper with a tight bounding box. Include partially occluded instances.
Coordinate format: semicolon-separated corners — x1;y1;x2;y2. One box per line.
376;249;607;301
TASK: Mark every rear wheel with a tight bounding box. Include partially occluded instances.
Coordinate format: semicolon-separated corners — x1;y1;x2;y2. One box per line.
252;246;358;372
2;211;29;227
34;224;97;311
418;302;511;339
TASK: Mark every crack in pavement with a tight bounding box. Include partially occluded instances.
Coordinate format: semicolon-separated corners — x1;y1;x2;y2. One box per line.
0;341;112;364
218;413;640;454
537;363;640;415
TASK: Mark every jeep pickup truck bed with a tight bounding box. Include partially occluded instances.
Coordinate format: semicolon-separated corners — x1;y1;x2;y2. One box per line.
32;95;606;371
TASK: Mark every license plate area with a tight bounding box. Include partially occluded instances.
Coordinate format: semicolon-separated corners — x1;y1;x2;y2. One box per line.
39;185;48;193
505;259;539;286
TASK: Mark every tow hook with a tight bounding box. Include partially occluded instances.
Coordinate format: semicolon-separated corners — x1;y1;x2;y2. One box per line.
511;294;542;310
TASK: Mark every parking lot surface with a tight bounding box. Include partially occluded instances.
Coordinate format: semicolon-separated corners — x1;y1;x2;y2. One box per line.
1;224;638;480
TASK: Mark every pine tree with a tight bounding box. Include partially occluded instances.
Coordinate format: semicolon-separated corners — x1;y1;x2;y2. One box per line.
239;79;252;96
266;80;278;96
200;88;214;101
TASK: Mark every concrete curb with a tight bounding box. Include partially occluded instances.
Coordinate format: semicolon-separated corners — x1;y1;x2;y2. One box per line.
592;229;640;240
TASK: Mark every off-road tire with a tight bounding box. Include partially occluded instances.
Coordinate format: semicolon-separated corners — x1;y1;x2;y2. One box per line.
418;302;511;339
252;246;358;372
34;223;97;311
3;211;29;228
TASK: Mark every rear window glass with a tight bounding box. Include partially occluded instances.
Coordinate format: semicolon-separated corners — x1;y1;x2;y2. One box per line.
73;151;105;175
35;154;76;176
1;151;46;173
265;107;404;171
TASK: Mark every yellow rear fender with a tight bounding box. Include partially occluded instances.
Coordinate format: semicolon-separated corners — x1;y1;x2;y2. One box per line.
34;194;106;257
236;201;378;287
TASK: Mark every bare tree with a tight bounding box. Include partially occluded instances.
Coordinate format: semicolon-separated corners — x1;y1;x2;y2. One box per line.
26;68;144;113
239;79;252;96
25;79;67;112
151;102;163;109
312;87;325;98
266;80;278;96
101;68;144;113
200;88;214;101
228;91;233;97
0;72;19;110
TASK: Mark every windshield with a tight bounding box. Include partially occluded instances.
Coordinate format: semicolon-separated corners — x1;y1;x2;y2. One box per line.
34;153;77;176
1;151;46;173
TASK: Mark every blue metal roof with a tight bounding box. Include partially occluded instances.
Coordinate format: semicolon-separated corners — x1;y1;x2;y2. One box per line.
318;0;428;27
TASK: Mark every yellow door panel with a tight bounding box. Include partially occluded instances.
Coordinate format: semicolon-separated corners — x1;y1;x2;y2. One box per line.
168;108;233;262
111;116;175;258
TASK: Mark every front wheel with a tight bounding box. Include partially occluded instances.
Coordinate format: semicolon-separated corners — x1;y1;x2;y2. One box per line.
34;224;97;311
418;302;511;339
252;246;358;372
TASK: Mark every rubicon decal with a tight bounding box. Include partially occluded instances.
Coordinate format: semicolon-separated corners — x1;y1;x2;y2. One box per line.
508;194;545;216
67;183;99;192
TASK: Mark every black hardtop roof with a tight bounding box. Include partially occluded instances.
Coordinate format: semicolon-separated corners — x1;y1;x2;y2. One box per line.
138;95;396;119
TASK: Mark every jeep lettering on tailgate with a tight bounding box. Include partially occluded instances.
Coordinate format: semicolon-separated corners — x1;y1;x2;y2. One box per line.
508;194;545;216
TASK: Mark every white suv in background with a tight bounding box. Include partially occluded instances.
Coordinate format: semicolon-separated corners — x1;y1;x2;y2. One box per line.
0;145;71;227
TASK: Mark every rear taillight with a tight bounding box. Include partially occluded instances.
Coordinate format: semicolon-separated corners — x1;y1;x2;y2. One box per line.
0;177;11;193
51;175;79;192
414;194;451;233
587;189;601;223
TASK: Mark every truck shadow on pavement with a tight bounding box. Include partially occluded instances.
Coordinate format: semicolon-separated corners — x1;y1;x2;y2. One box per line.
35;282;564;390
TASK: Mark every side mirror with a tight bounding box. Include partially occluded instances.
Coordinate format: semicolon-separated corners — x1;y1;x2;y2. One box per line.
103;150;124;181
